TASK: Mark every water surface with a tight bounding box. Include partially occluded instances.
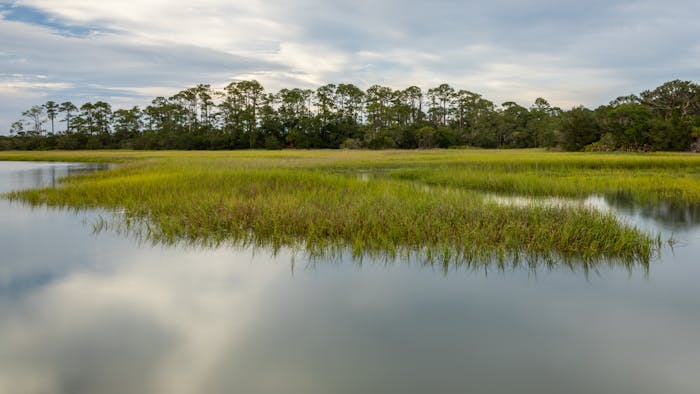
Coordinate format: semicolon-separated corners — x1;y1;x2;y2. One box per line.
1;161;699;393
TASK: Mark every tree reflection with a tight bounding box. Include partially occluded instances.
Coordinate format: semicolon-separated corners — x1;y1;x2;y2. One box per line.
605;191;700;229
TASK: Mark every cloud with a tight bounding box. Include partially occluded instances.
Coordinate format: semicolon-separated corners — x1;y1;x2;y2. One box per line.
0;11;287;131
1;0;699;132
0;76;73;94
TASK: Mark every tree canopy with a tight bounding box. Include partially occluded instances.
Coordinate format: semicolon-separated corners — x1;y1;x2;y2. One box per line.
2;79;698;152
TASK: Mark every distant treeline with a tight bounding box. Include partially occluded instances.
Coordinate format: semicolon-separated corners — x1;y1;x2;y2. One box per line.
2;80;699;151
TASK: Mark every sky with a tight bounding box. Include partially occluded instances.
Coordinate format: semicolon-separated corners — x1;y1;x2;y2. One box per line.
1;0;699;133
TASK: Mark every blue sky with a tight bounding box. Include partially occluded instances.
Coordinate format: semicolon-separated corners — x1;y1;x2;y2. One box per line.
1;0;699;133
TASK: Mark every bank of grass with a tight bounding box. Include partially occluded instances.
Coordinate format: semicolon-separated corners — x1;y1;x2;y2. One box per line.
3;149;697;264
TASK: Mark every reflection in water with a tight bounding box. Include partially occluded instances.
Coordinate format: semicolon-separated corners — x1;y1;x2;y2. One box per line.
88;210;653;278
484;193;613;213
604;191;700;229
1;162;700;393
485;191;700;230
0;161;112;193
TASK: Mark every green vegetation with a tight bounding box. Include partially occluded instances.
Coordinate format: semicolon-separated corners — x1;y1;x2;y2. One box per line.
4;149;698;266
2;80;698;152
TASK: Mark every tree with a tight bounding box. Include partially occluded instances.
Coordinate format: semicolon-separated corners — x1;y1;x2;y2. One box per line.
44;101;59;134
391;89;412;128
403;86;423;124
609;94;640;108
93;101;112;135
559;106;601;151
640;80;700;120
600;102;651;149
21;105;46;136
78;102;96;134
416;126;435;148
258;93;284;149
365;85;393;133
112;107;143;141
427;83;454;126
59;102;78;133
316;84;337;124
172;86;201;134
527;98;560;148
5;78;698;152
223;80;265;147
277;87;313;146
647;114;693;151
458;92;496;147
196;84;215;127
336;83;365;123
9;120;24;136
500;101;529;147
453;90;477;136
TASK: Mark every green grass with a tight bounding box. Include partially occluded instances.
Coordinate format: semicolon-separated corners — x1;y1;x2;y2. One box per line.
4;149;696;266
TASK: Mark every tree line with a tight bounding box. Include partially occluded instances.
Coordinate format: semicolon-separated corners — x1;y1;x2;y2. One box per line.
2;79;699;151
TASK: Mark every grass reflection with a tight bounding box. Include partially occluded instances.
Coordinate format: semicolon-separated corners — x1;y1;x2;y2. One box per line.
4;150;689;269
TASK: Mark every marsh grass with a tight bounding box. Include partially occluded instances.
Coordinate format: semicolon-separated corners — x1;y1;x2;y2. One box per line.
2;149;692;265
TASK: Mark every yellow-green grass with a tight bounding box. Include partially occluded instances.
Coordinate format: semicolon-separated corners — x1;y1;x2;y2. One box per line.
3;149;697;265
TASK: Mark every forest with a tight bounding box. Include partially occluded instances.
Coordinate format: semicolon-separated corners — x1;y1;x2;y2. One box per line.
2;79;699;152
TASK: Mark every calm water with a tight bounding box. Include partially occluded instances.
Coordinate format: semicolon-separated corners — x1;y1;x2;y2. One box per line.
1;161;699;394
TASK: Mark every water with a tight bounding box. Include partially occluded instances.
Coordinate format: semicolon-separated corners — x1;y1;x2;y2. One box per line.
1;162;699;394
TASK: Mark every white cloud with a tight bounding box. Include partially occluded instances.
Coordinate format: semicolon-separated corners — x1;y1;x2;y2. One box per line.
0;79;73;93
0;0;699;132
